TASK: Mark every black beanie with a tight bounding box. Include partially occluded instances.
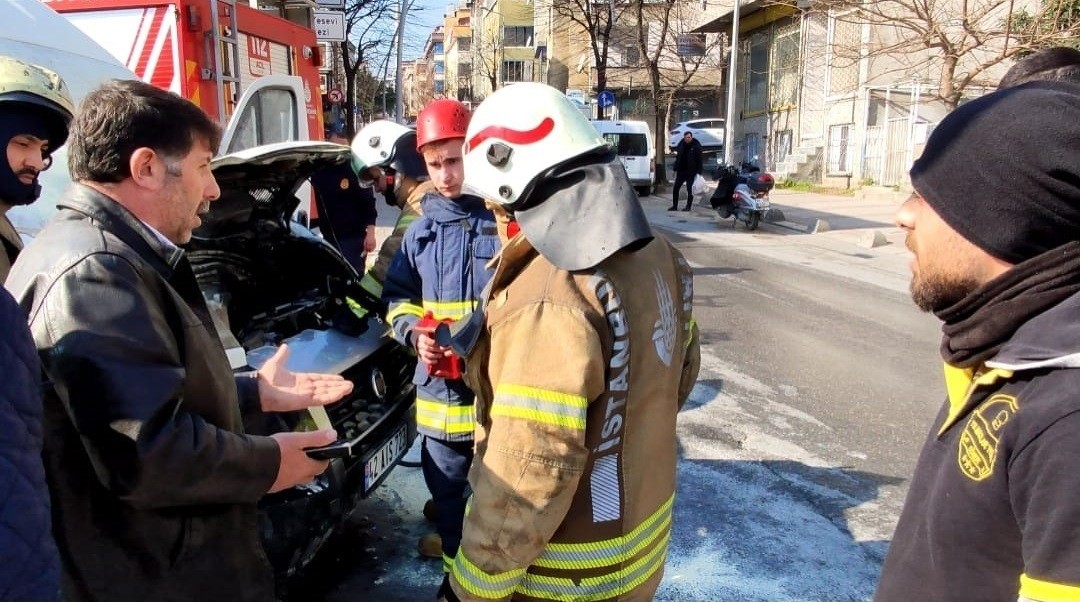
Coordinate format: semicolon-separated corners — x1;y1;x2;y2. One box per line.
909;81;1080;264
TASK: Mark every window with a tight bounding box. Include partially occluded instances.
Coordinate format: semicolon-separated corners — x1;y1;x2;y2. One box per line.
601;133;649;157
827;123;853;174
776;129;792;161
433;42;444;55
503;26;534;47
227;88;298;154
770;25;800;108
745;35;769;113
435;80;445;95
828;16;859;96
457;62;472;79
435;61;445;75
458;36;471;52
623;45;640;67
501;60;531;83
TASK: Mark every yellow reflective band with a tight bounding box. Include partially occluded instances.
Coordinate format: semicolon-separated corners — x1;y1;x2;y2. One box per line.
443;554;453;574
386;301;425;324
492;384;588;430
686;318;698;350
451;550;527;599
398;214;419;229
1019;574;1080;602
534;494;673;570
359;271;383;297
423;299;478;320
518;532;670;601
345;297;369;319
417;398;475;435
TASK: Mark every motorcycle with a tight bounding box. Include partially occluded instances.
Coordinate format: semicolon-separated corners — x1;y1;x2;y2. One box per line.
709;161;775;231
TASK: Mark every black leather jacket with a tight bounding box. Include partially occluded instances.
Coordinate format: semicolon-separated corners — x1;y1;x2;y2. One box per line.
5;185;280;602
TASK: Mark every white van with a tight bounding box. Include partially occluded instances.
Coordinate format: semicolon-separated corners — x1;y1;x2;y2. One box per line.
590;119;656;195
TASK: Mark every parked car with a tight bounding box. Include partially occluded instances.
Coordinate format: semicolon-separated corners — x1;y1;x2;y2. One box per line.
590;119;656;195
668;118;726;152
190;142;417;580
2;1;417;585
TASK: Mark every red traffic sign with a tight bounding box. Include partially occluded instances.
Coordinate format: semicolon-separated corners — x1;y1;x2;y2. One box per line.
328;88;344;104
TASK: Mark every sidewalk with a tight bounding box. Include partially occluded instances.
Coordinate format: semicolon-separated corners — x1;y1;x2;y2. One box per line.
643;184;913;294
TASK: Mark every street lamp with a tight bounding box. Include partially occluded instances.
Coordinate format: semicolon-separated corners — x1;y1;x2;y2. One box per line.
723;0;740;166
394;0;414;123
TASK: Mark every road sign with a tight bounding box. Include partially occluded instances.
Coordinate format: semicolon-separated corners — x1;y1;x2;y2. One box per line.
328;88;344;104
597;90;615;109
313;10;346;42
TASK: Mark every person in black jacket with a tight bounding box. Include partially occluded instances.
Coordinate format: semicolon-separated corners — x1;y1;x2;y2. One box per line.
670;131;702;211
311;126;377;273
5;79;354;602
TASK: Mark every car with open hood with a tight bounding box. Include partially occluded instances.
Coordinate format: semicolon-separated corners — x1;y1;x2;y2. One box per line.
188;141;418;579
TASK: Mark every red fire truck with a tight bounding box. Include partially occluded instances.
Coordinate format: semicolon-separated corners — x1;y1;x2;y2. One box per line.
44;0;325;138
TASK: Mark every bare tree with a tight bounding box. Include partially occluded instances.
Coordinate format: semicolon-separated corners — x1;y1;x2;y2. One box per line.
549;0;628;98
472;25;501;100
792;0;1080;110
631;0;725;184
337;0;396;137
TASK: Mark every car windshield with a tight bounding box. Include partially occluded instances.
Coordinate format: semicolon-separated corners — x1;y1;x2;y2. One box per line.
603;133;648;156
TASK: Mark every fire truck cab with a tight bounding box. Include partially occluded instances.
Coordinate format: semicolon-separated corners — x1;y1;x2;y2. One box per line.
44;0;324;144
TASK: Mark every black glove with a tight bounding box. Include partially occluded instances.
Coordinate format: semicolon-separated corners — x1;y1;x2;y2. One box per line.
436;574;462;602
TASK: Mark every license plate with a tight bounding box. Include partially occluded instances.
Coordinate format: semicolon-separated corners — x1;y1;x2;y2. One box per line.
363;425;408;494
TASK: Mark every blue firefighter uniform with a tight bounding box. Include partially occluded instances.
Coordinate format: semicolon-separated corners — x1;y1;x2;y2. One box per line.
382;192;499;570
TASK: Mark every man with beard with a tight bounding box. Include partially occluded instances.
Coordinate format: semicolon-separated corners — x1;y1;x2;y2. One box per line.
875;81;1080;602
5;79;353;602
438;82;699;602
0;55;74;283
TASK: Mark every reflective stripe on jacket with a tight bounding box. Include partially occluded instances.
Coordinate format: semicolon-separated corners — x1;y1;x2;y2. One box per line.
382;192;499;441
362;178;433;297
450;234;700;601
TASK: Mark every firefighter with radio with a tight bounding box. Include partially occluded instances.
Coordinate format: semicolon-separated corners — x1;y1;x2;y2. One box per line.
381;99;499;570
0;55;74;282
438;82;700;602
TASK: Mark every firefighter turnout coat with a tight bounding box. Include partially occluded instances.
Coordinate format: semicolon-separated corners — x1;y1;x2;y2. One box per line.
449;234;700;601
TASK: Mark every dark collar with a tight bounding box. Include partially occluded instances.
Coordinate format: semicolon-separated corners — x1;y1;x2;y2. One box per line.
60;183;187;279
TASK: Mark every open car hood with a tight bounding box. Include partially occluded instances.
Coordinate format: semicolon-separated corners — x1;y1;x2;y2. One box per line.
199;141;352;232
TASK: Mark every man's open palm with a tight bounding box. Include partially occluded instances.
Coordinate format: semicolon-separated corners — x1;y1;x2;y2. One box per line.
257;344;354;412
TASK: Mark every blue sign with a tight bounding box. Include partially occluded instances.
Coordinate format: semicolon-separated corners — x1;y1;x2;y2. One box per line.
597;90;615;109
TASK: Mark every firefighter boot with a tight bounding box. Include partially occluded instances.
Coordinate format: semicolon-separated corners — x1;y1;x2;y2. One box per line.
418;533;443;559
423;499;438;523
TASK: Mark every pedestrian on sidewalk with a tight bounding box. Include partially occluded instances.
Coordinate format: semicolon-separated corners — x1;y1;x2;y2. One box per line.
875;81;1080;602
439;82;700;602
670;130;702;211
5;79;353;602
381;99;498;574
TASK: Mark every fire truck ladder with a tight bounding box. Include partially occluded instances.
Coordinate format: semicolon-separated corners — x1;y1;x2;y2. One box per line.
209;0;241;122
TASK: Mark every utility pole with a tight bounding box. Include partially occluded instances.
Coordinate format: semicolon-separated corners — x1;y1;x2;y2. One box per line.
723;0;740;166
394;0;413;123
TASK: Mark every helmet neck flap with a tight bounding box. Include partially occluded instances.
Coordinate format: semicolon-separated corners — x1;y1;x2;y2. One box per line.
514;153;653;271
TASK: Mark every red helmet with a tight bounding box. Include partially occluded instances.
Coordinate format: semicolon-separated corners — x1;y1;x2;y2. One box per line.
416;98;470;150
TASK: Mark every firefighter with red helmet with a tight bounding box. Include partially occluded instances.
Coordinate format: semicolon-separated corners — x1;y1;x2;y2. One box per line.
0;55;74;282
437;82;700;602
381;99;500;571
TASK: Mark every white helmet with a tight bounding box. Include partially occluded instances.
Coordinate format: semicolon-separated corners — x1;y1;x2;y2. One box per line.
464;82;608;208
351;120;425;179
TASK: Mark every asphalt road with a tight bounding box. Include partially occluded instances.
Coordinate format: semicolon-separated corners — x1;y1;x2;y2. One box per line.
290;196;945;602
